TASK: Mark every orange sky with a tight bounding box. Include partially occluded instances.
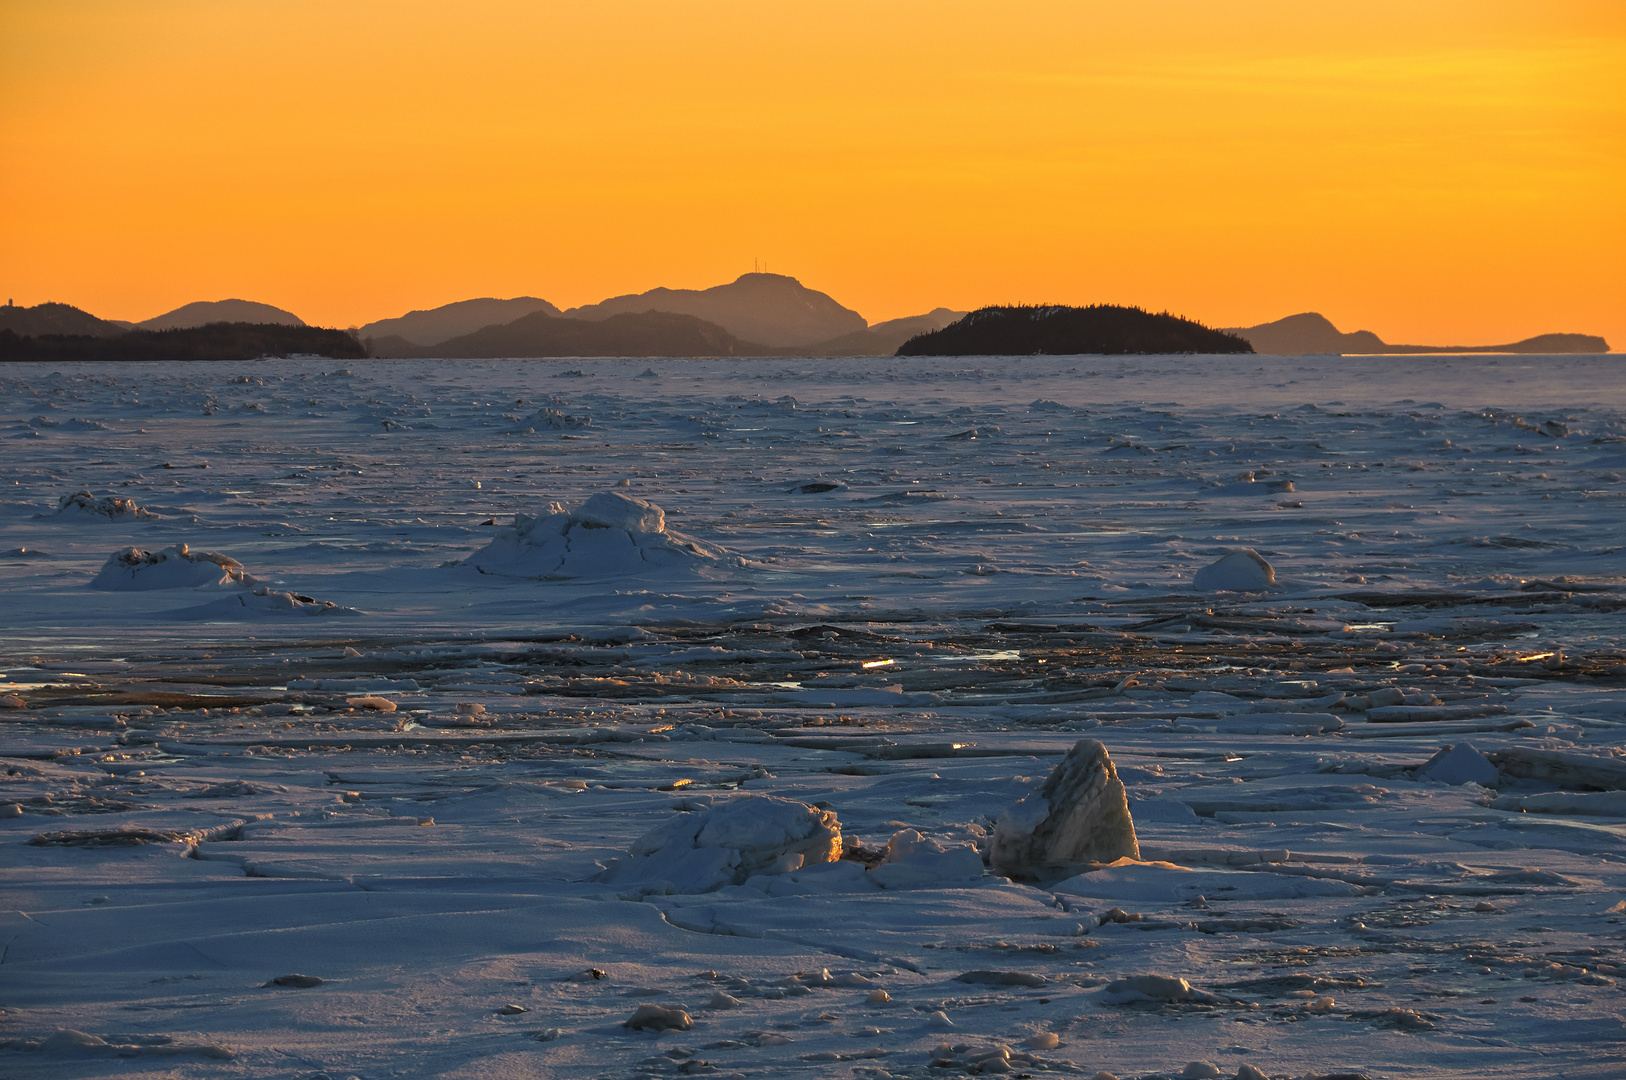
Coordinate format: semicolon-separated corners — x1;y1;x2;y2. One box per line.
3;1;1622;347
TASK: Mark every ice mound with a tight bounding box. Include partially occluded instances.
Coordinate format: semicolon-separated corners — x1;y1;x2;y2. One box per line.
176;586;361;619
465;491;736;579
597;794;842;896
90;545;252;590
1417;742;1498;787
50;491;160;522
870;828;986;889
991;739;1140;881
509;405;590;432
1192;549;1275;592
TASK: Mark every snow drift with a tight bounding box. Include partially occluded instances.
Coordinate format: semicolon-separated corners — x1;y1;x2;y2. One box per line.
465;491;737;579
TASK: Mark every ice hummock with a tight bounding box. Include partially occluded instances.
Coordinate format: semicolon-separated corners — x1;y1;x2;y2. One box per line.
464;491;737;579
90;544;254;590
870;828;986;889
596;794;842;896
990;739;1140;881
1191;548;1276;592
50;491;161;522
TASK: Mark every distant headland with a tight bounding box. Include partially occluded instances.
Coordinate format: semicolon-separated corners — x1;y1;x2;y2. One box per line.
0;283;1611;360
897;305;1253;356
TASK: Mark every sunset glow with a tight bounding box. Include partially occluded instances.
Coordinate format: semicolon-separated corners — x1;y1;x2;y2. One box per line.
3;0;1621;345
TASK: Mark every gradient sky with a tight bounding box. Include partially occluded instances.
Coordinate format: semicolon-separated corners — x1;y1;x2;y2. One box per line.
3;1;1622;347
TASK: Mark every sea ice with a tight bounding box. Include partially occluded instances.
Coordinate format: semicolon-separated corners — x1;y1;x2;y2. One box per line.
1203;477;1294;497
1489;790;1626;816
990;739;1140;880
89;544;252;590
1191;549;1276;592
598;794;842;896
1053;858;1364;902
465;491;737;579
175;586;360;618
1487;748;1626;791
3;355;1623;1079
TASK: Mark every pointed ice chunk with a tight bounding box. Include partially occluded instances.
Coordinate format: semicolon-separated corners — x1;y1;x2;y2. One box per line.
1418;742;1498;787
991;739;1139;880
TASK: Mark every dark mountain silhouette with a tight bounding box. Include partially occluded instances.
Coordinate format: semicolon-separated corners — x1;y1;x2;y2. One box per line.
803;308;969;357
564;273;866;348
1226;313;1384;355
1229;312;1610;355
358;297;561;347
898;305;1252;356
371;303;971;358
0;323;365;362
0;301;130;339
367;334;439;359
427;310;771;358
871;308;968;340
140;299;305;330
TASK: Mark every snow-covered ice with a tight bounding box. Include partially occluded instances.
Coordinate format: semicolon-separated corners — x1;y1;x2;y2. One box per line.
89;543;252;590
2;352;1624;1079
1192;548;1276;592
466;491;736;579
598;793;842;895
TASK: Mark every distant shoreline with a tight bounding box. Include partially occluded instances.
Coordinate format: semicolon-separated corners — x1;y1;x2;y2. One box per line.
3;281;1609;360
1;348;1616;364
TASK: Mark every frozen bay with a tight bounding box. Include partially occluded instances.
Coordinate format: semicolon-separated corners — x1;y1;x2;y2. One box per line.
2;353;1623;1079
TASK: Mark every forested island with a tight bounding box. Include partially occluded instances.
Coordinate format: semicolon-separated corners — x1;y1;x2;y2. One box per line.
0;323;366;362
897;305;1254;356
